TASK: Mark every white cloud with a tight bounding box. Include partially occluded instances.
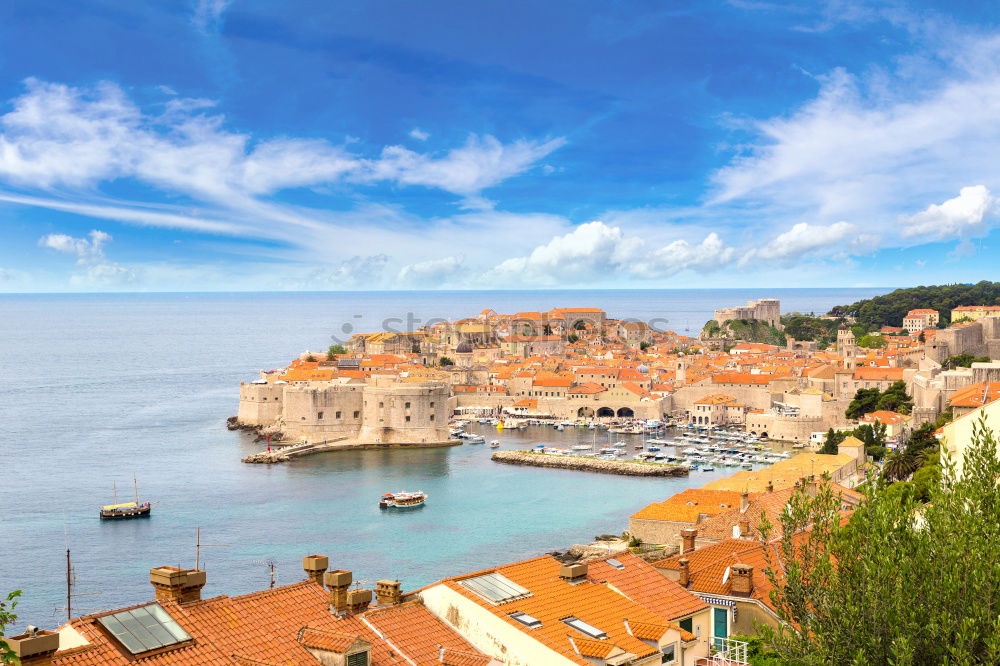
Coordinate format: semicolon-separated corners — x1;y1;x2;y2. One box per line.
396;255;465;287
0;267;15;281
364;134;566;201
39;229;138;287
192;0;232;32
481;221;737;285
39;229;112;264
304;255;390;289
902;185;996;240
69;262;138;287
409;128;430;141
0;79;564;230
744;221;858;265
709;32;1000;251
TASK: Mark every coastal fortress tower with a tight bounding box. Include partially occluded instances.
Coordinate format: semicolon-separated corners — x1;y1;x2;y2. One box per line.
713;298;781;329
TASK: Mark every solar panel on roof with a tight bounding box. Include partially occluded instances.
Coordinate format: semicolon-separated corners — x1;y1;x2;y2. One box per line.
605;558;624;570
97;603;192;654
508;611;542;628
459;572;531;604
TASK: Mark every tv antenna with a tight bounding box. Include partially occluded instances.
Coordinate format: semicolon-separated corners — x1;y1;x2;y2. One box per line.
195;527;230;570
253;559;277;589
56;530;103;622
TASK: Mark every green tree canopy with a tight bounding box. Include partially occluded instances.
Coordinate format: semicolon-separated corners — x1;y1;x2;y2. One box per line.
856;334;887;349
845;388;880;420
819;428;846;455
942;353;991;368
757;415;1000;665
828;280;1000;328
438;357;454;366
327;344;346;359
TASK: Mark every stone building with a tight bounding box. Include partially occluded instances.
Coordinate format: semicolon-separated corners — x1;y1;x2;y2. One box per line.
902;308;939;333
237;375;451;445
713;298;781;329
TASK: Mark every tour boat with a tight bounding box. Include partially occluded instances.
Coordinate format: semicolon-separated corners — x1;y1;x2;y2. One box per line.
379;491;427;509
100;477;152;520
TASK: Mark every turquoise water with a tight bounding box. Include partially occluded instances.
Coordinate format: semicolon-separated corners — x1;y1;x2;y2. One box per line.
0;288;886;626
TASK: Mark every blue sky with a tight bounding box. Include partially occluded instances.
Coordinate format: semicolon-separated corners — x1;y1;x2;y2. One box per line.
1;0;999;291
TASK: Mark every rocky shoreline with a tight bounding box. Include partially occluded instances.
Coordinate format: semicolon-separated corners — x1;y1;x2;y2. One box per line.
491;450;689;477
226;416;284;442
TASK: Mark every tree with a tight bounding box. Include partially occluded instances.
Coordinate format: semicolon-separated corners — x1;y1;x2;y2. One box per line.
639;341;651;351
852;421;888;461
438;357;454;366
757;415;1000;664
856;334;887;349
882;449;924;481
327;344;346;359
1;590;21;665
305;354;316;362
874;380;912;414
943;353;991;368
846;388;880;420
567;334;579;344
819;428;846;455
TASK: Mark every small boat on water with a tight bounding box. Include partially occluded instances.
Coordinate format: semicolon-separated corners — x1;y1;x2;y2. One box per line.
100;477;151;520
379;491;427;509
489;440;501;448
466;434;486;444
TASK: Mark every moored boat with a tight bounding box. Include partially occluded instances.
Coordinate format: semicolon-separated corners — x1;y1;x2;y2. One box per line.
379;491;427;509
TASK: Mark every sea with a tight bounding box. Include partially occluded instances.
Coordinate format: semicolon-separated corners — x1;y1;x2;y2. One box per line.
0;288;887;627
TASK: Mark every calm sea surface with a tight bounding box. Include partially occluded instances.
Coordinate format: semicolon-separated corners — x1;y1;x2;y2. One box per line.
0;288;886;626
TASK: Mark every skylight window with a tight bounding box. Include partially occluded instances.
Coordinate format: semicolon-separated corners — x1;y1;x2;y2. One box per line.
459;572;531;605
509;611;542;628
97;603;192;654
562;616;607;640
605;558;624;570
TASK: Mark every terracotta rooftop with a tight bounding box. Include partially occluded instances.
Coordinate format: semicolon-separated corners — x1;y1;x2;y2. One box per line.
586;552;708;621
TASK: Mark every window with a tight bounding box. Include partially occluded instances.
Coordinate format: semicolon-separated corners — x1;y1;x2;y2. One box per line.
661;644;677;664
430;401;435;407
335;411;341;419
317;411;324;419
679;617;693;633
353;411;360;418
346;651;370;666
508;611;542;629
562;616;607;640
379;402;384;408
430;414;435;421
405;402;411;409
405;415;411;422
97;603;191;655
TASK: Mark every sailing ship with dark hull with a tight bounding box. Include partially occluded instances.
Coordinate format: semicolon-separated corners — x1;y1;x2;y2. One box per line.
100;476;152;520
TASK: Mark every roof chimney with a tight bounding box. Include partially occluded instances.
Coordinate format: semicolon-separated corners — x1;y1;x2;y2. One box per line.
6;628;59;666
740;491;749;513
303;555;329;584
347;588;373;614
730;564;753;596
375;580;402;606
678;558;690;587
559;563;588;582
324;569;353;614
766;480;774;493
680;528;697;554
738;518;750;538
150;567;206;604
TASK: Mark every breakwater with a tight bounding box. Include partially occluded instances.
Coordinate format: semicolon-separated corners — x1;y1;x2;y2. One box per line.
242;437;462;463
492;450;688;476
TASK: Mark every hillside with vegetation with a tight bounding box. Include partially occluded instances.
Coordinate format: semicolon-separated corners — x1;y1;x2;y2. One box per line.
781;313;842;348
701;318;786;346
827;280;1000;329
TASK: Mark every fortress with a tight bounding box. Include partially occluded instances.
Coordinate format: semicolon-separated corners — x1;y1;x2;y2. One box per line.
714;298;781;328
237;374;452;445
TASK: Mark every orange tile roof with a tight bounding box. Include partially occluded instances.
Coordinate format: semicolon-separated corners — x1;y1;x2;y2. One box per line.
569;382;607;394
438;556;675;665
54;578;486;666
852;367;904;381
364;600;489;666
711;373;771;385
950;382;1000;408
631;489;743;523
586;552;707;620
